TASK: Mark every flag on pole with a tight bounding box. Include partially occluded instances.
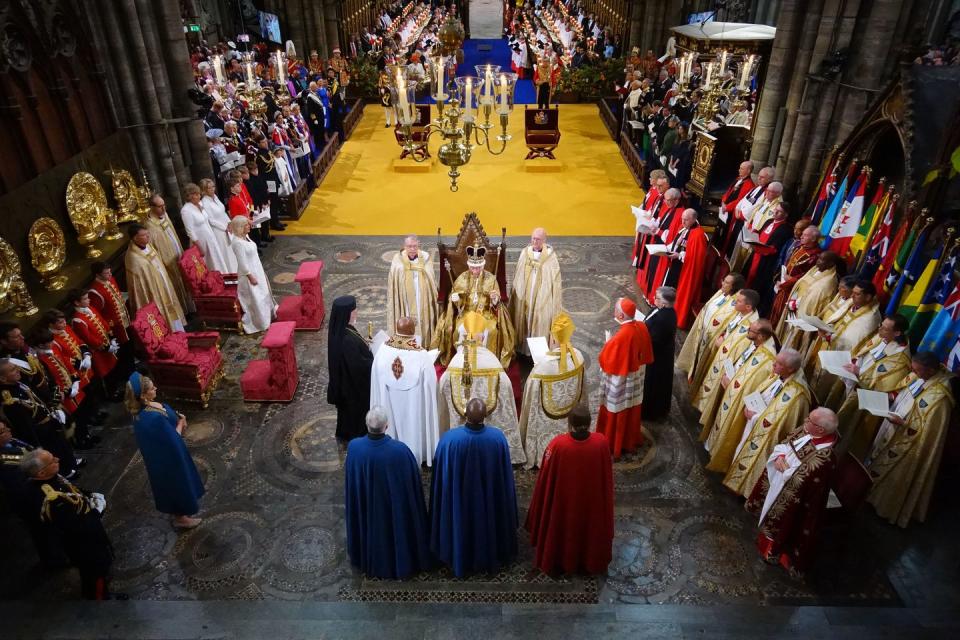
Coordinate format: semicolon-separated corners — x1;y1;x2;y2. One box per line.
874;214;920;301
919;281;960;362
859;195;896;281
811;156;838;224
849;182;887;256
909;243;959;343
818;174;850;249
885;222;933;316
827;172;868;258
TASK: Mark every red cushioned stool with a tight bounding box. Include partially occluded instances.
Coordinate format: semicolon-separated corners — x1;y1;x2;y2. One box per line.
240;321;299;402
276;260;325;330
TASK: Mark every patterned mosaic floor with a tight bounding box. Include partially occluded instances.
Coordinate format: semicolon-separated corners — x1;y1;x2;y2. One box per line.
2;235;957;610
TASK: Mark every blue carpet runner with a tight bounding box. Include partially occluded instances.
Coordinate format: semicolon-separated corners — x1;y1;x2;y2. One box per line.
423;38;537;105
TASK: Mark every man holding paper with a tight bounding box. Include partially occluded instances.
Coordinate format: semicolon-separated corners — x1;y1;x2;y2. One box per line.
509;228;563;358
369;317;440;467
728;166;774;262
769;224;821;327
596;298;654;459
806;280;882;403
630;170;667;269
678;273;745;391
700;320;778;474
638;188;683;298
723;349;811;498
744;408;839;577
691;289;760;415
519;313;585;469
835;315;912;457
715;160;756;254
654;210;708;330
774;250;838;347
864;352;955;528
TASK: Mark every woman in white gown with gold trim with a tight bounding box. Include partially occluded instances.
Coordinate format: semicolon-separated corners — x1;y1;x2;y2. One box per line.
229;216;276;334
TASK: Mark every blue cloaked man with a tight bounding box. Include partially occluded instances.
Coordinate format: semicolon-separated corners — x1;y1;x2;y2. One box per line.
344;406;433;579
430;397;518;577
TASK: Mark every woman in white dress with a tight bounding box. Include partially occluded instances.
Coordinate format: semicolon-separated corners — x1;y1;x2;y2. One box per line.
229;216;276;334
199;178;238;273
180;183;231;273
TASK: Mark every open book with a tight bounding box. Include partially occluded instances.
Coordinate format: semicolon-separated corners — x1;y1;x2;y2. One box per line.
857;389;908;419
818;350;858;382
645;244;671;256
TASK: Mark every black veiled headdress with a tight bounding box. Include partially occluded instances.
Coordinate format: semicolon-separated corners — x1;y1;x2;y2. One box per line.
326;295;357;403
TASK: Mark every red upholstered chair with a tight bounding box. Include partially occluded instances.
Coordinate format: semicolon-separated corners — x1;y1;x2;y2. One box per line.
276;260;325;330
130;303;224;407
240;321;299;402
524;106;560;159
178;246;243;330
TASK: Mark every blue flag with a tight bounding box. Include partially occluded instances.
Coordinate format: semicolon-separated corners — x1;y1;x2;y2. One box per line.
818;174;848;249
919;281;960;360
885;225;932;315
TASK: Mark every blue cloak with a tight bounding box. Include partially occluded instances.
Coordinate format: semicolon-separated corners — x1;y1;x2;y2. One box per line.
344;435;432;579
133;403;204;516
429;425;518;577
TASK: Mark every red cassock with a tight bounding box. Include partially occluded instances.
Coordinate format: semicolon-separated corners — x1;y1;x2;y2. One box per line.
745;218;788;286
637;205;682;299
88;277;131;344
525;432;614;575
719;176;756;255
71;308;117;378
650;208;689;294
596;320;654;458
673;226;709;330
37;351;85;414
53;327;93;386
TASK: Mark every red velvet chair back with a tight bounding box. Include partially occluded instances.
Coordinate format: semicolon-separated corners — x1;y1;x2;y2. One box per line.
179;246;226;296
131;302;170;358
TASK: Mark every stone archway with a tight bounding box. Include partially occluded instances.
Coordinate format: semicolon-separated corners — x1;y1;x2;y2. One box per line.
470;0;503;39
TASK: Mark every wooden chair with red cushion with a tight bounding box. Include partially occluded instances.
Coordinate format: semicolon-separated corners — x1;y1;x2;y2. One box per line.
130;302;224;407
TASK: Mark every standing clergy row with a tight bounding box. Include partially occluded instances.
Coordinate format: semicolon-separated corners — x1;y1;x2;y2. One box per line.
677;269;954;575
344;400;614;580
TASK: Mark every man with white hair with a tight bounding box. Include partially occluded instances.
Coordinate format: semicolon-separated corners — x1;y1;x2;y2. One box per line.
723;348;812;498
716;160;756;254
656;208;708;329
638;187;682;298
344;407;432;579
509;227;562;356
386;235;438;349
729;166;775;264
745;407;840;577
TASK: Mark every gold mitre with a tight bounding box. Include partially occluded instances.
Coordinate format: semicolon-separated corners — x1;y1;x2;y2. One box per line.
550;312;576;372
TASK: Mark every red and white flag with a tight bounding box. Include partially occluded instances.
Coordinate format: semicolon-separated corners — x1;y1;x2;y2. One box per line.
828;172;867;257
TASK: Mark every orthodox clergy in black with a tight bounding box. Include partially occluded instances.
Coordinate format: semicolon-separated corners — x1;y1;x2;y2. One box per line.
642;291;678;420
327;296;373;441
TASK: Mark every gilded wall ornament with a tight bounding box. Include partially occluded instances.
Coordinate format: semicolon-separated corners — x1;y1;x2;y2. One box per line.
65;171;107;257
27;217;68;291
0;235;38;317
108;168;148;224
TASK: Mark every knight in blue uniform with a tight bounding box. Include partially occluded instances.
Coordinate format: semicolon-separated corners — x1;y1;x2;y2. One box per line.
430;397;518;577
344;407;432;579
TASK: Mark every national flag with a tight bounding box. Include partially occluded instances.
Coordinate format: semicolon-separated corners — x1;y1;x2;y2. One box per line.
859;195;896;281
849;182;887;256
916;257;960;355
873;214;920;301
885;222;933;315
909;245;960;343
818;173;850;249
827;172;867;258
810;156;838;224
899;241;953;330
948;335;960;373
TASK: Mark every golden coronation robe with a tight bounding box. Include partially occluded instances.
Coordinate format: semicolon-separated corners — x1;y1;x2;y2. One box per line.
437;344;526;465
676;289;738;390
701;337;777;473
835;337;911;459
722;370;811;498
387;250;438;349
805;302;881;406
124;243;186;331
518;346;584;469
775;266;838;351
865;370;955;528
145;214;194;314
433;269;516;368
692;310;758;419
509;245;563;355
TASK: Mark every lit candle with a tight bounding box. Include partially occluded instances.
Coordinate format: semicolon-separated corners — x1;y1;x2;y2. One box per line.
719;50;727;73
484;67;494;102
704;62;713;89
499;74;508;109
740;55;754;90
465;77;473;119
398;73;409;111
275;51;285;85
245;61;255;86
212;55;225;85
436;55;445;100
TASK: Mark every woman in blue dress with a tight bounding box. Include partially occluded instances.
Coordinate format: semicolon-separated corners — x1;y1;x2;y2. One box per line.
125;372;205;529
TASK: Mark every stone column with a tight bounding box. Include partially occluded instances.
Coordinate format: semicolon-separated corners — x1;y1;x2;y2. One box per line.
750;0;802;168
324;0;341;55
311;0;329;56
628;0;642;52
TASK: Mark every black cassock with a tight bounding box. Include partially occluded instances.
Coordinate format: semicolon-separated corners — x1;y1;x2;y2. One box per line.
327;296;373;441
642;306;677;420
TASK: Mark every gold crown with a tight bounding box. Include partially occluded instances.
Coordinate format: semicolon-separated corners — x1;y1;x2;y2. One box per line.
466;243;487;267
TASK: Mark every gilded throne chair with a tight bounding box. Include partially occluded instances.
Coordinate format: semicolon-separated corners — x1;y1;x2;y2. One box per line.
177;246;242;330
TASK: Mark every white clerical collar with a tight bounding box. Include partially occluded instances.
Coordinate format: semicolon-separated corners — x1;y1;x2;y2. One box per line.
615;318;634;325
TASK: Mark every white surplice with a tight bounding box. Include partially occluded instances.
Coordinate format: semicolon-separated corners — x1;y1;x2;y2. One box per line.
231;235;275;333
370;341;440;466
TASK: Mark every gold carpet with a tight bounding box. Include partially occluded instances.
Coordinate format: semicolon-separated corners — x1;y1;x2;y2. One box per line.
281;104;641;237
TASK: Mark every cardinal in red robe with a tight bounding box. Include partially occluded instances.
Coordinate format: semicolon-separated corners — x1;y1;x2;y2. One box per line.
526;405;614;575
638;190;683;299
596;298;654;458
717;162;756;255
654;209;709;330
